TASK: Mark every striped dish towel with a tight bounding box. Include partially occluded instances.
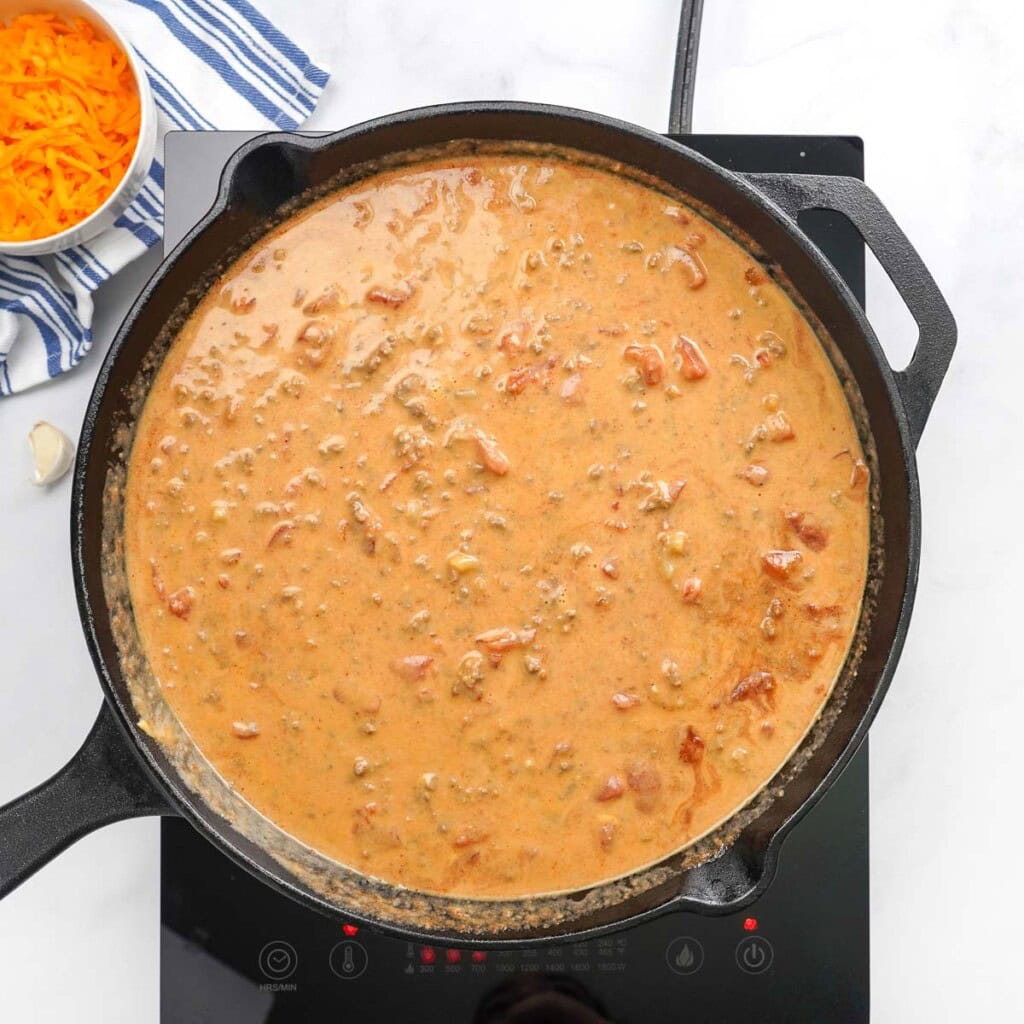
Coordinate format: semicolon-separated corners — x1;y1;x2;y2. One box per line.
0;0;329;396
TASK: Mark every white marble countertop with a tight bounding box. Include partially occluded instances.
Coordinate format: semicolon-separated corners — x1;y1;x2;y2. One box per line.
0;0;1018;1020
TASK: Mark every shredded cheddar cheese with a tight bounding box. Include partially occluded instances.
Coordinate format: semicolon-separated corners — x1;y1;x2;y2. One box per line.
0;13;141;242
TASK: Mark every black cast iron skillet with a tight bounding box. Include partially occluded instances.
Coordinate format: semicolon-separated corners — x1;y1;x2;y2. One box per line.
0;10;955;945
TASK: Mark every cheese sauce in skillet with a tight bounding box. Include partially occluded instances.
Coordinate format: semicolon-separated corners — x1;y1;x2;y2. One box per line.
124;153;870;898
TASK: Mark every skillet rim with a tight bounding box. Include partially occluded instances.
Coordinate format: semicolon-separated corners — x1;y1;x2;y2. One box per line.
71;101;921;944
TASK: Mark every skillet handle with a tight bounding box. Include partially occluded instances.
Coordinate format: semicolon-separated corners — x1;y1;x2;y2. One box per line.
0;703;175;899
744;173;957;448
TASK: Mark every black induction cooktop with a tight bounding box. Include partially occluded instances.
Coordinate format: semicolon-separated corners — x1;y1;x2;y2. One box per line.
160;130;869;1024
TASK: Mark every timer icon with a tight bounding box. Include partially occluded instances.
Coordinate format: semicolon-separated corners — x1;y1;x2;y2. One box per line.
258;941;298;981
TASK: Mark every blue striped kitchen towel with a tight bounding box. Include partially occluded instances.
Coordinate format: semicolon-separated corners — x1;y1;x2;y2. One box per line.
0;0;329;396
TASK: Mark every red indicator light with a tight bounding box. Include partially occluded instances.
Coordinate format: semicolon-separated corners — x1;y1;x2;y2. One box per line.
419;946;437;964
471;951;487;963
342;923;359;937
743;917;759;932
445;949;462;964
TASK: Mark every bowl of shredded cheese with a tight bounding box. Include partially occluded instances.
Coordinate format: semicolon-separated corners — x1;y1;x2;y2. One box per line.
0;0;157;254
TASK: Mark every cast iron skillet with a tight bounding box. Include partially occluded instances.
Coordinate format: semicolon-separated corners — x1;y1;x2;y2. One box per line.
0;10;955;945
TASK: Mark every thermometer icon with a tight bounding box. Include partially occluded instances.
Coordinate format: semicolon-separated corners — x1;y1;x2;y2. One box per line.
330;940;369;981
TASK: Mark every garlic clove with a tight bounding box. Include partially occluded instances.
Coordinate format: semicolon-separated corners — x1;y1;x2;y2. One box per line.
28;421;75;486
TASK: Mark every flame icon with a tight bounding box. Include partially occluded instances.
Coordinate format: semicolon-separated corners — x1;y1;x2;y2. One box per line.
666;937;704;975
675;944;695;968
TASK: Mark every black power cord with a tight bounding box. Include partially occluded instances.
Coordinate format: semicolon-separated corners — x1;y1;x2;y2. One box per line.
667;0;705;134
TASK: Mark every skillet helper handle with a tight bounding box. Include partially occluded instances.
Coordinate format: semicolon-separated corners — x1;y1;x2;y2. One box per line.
0;703;174;899
744;173;957;448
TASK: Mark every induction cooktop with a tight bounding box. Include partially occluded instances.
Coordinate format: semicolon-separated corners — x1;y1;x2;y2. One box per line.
160;130;869;1024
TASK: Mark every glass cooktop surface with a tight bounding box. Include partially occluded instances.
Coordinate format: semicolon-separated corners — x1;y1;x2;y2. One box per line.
160;130;869;1024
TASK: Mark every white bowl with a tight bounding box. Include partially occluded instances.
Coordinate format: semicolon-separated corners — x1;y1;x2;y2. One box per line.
0;0;158;256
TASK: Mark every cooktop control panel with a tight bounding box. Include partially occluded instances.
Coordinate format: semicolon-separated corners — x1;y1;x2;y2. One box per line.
163;729;865;1022
161;131;869;1024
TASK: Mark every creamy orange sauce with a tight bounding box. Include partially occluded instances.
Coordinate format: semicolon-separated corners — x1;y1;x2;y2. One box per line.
124;153;869;898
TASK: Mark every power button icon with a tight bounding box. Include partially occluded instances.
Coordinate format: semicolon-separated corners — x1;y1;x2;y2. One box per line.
735;935;774;975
